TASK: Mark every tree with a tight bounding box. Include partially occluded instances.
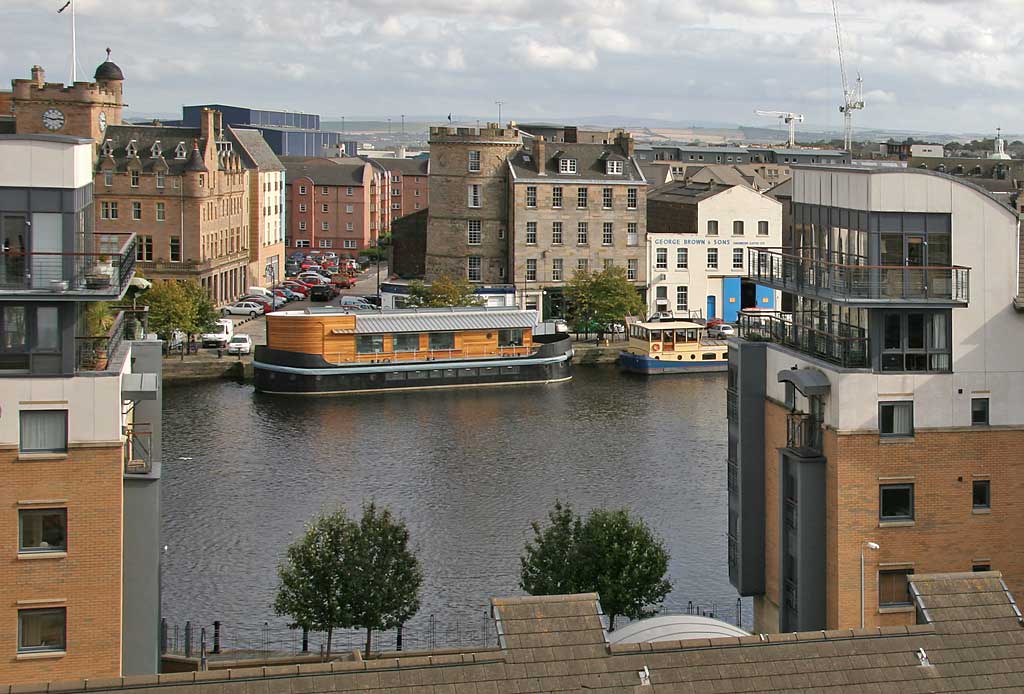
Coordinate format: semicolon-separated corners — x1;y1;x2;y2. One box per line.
405;274;483;308
141;279;217;345
520;502;672;631
273;503;423;661
182;279;218;334
565;266;646;338
273;510;353;659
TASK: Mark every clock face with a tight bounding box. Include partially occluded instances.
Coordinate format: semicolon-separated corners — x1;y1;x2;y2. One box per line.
42;108;65;131
98;111;107;132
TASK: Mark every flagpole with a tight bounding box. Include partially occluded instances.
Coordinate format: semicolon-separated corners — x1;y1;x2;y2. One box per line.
71;0;77;82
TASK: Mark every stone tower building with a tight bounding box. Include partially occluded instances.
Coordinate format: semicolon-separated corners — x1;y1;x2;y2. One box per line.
425;124;521;283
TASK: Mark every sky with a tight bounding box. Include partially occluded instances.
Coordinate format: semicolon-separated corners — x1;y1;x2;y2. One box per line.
2;0;1020;134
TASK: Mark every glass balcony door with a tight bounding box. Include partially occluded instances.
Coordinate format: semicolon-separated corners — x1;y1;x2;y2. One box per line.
0;215;28;289
30;213;62;290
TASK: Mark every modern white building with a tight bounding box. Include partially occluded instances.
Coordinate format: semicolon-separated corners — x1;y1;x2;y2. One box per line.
646;182;782;320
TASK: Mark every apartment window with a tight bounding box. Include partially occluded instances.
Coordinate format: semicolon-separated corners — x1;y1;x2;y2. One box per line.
429;332;456;350
880;401;914;437
295;239;310;247
321;221;329;231
577;187;588;208
19;508;66;553
101;201;118;219
321;186;329;195
552;222;563;245
732;248;744;269
19;410;67;453
156;172;166;189
198;174;205;187
627;222;638;246
707;220;718;236
131;170;140;187
298;185;307;195
881;311;951;372
602;187;613;209
603;259;613;269
391;188;400;197
526;258;537;282
971;397;989;426
627;258;638;280
298;221;307;231
656;248;668;270
677;248;688;269
733;220;744;235
103;170;113;187
132;201;142;220
392;202;401;210
707;248;718;269
973;479;991;510
879;569;914;607
552;258;563;281
627;188;638;210
319;239;332;248
299;203;307;213
526;186;537;208
468;184;482;208
467;256;481;282
355;335;385;354
321;204;329;213
136;235;153;261
346;222;354;231
18;608;66;654
880;483;914;521
758;220;769;236
468;150;481;172
602;222;613;246
156;202;166;221
394;333;420;352
577;258;589;273
468;220;482;245
346;187;353;196
577;222;588;245
676;286;688;312
559;158;577;174
345;205;354;213
525;222;537;245
498;228;505;239
973;563;991;572
552;187;563;208
170;237;181;262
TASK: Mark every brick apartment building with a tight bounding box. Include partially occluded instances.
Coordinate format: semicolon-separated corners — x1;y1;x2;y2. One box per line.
728;165;1024;635
4;60;285;304
378;157;429;220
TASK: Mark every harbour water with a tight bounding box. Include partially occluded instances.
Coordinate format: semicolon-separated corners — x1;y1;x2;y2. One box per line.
160;366;745;644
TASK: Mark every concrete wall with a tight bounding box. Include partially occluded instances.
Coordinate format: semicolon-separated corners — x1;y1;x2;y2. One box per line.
0;138;94;189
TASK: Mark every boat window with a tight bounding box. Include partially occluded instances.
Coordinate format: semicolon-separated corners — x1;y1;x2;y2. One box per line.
702;352;717;360
429;332;456;351
498;328;524;347
650;330;662;341
393;333;420;352
356;335;384;354
675;330;688;342
688;329;698;342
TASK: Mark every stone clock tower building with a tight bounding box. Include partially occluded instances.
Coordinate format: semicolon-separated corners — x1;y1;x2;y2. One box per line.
10;54;124;143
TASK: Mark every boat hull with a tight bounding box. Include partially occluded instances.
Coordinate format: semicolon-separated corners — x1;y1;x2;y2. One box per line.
618;351;727;374
254;336;573;395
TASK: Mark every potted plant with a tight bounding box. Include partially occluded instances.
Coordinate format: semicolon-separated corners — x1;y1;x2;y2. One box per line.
85;255;114;289
84;302;115;369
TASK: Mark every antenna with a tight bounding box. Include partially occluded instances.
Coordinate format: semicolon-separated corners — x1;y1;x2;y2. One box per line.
495;100;505;125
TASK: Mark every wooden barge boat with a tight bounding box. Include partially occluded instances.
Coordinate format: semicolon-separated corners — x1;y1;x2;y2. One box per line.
253;306;573;395
619;320;729;374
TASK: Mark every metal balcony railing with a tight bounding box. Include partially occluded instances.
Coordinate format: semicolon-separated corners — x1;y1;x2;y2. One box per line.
747;248;970;305
0;232;136;299
737;312;869;369
787;411;823;453
123;427;153;475
75;307;148;372
726;386;739;421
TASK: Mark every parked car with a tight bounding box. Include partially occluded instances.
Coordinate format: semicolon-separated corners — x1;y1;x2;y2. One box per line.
221;301;265;318
647;312;674;322
361;295;382;307
239;295;278;312
308;284;333;302
339;296;375;310
226;334;253;355
288;251;306;261
274;287;300;302
707;323;736;339
603;322;626;334
201;318;234;347
534;319;569;336
331;275;356;289
298;273;331;285
282;282;310;296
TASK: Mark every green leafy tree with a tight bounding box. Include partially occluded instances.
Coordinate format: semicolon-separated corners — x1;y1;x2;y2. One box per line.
405;274;483;308
182;280;218;334
273;510;353;659
141;280;194;341
520;502;672;631
565;266;646;338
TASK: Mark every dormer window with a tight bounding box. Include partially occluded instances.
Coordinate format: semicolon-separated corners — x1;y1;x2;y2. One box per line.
150;141;162;158
559;158;577;174
174;142;187;160
100;140;114;157
125;140;138;157
606;160;623;175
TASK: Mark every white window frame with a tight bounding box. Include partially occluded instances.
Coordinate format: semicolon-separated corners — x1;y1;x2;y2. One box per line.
552;258;563;281
606;160;623;175
552;222;563;245
577;222;588;245
468;151;481;172
319;239;333;248
468;220;482;245
526;186;537;208
627;188;638;210
525;258;537;282
677;247;688;269
602;222;613;246
656;248;668;270
707;248;718;269
343;240;357;249
732;248;744;269
676;285;688;312
525;222;537;245
559;158;577;174
156;202;165;222
467;256;482;281
298;221;307;231
298;185;307;195
468;184;482;208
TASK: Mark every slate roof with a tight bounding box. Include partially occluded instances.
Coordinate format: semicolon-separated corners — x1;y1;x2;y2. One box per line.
18;574;1024;694
647;180;731;204
281;156;369;186
101;124;210;174
371;157;429;176
508;143;645;183
767;177;793;199
639;162;673;185
231;127;285;171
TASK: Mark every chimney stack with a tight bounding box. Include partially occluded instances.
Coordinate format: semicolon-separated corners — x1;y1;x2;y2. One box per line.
535;136;546;175
616;131;635;157
214;111;223;139
30;66;45;88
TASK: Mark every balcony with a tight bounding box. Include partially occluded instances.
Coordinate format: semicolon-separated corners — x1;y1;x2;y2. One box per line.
747;248;970;306
75;307;149;372
738;312;869;369
0;233;136;301
786;411;823;454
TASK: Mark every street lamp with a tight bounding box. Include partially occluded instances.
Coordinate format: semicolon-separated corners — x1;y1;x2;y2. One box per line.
860;541;880;628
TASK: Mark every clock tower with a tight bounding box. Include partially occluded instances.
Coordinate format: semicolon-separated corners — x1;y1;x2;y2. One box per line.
10;50;124;144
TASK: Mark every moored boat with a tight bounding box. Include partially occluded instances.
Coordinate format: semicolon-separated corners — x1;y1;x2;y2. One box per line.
619;320;728;374
253;306;573;395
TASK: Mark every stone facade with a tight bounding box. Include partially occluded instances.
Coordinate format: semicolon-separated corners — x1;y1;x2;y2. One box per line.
425;125;521;283
11;64;123;143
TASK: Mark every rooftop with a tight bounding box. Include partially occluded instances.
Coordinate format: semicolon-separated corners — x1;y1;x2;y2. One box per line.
647;180;732;204
508;142;644;182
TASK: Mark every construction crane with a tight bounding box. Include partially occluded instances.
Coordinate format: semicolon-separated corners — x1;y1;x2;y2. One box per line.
832;0;864;151
755;110;805;148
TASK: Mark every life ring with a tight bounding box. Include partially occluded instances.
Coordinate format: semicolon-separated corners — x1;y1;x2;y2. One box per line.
651;343;661;352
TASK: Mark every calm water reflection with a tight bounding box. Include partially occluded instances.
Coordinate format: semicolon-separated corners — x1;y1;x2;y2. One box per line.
161;367;744;631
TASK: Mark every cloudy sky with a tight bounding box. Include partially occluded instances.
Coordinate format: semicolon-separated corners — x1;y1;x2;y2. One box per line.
2;0;1018;133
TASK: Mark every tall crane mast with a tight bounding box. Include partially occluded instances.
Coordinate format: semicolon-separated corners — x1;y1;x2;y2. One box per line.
832;0;864;151
755;110;805;148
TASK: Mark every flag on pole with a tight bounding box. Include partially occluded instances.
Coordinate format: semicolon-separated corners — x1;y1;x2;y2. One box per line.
447;113;452;123
57;1;71;13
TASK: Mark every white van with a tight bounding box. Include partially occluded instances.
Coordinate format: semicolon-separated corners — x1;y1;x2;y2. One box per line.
247;286;274;300
201;318;234;348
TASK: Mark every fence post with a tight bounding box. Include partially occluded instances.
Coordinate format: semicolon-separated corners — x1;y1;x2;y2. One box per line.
263;621;270;653
184;621;193;658
160;618;168;654
212;621;221;654
736;598;743;628
396;623;403;652
302;627;309;653
200;627;208;672
429;614;435;651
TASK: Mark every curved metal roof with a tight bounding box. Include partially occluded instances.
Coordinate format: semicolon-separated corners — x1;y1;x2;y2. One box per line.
607;615;749;645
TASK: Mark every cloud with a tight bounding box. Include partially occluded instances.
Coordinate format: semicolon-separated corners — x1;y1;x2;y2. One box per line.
588;28;633;54
519;40;598;71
